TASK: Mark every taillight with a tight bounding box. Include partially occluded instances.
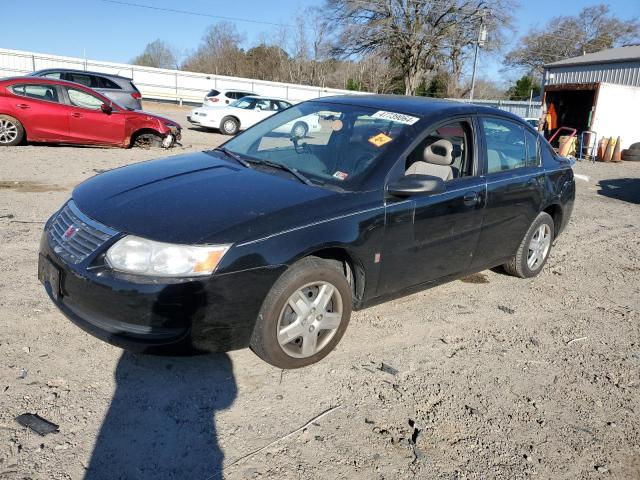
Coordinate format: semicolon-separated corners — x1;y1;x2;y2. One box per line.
131;92;142;100
207;98;219;103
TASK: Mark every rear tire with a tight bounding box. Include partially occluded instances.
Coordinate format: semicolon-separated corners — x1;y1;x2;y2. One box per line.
250;257;352;369
291;121;308;138
0;115;24;146
220;117;239;135
503;212;554;278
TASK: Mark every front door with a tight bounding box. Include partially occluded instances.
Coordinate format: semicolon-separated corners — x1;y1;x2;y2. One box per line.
62;86;125;145
378;119;486;295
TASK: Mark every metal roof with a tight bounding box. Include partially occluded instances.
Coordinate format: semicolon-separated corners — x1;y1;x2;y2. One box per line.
545;45;640;68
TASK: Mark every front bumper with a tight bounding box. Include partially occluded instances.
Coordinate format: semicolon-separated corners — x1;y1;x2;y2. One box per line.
39;219;285;354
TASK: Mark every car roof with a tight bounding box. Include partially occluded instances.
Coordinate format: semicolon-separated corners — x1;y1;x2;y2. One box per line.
242;95;290;102
0;76;96;88
311;94;527;123
218;89;254;93
31;68;133;81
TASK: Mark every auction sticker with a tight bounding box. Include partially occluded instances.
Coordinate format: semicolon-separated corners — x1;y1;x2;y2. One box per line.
371;110;420;125
368;132;392;147
333;171;349;181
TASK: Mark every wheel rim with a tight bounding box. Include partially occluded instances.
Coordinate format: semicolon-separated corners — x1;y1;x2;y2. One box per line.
527;224;551;270
0;119;18;144
223;120;236;133
293;124;306;137
277;281;343;359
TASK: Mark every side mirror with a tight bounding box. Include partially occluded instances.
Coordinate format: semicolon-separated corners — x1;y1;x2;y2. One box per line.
387;174;446;197
255;106;262;112
101;103;113;114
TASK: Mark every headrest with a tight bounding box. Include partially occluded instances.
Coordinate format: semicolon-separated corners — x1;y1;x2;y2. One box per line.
424;139;454;166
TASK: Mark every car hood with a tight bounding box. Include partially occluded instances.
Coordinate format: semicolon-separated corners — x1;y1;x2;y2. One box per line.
129;110;179;127
72;151;342;244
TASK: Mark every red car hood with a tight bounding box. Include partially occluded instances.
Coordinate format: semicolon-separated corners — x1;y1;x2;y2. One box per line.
129;110;180;127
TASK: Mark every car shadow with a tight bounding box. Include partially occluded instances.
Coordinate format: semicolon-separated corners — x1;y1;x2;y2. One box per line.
84;351;237;480
597;178;640;205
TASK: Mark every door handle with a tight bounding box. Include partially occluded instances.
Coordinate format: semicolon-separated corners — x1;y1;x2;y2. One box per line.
463;192;480;206
16;104;30;109
71;112;83;118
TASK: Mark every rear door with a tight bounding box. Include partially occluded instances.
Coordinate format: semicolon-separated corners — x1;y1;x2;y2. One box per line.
6;83;70;141
60;86;125;145
470;116;545;269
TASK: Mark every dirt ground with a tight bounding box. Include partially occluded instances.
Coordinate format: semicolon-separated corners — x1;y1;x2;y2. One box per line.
1;103;639;480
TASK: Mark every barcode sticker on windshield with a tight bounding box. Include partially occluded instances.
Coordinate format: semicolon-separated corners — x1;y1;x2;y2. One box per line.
371;110;420;125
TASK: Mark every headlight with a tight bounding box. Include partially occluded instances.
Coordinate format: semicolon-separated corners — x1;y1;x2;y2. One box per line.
106;235;230;277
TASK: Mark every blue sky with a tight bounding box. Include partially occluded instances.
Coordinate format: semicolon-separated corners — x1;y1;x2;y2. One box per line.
1;0;638;85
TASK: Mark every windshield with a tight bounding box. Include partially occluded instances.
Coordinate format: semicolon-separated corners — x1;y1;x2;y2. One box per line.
222;101;419;188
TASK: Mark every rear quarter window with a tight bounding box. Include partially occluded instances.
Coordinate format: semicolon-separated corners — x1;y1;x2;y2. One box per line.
98;77;121;89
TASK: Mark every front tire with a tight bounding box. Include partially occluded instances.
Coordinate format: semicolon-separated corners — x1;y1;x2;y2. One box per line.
132;131;163;148
504;212;554;278
250;257;353;369
220;117;240;135
0;115;24;146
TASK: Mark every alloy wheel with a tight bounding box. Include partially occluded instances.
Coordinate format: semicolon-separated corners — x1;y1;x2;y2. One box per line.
527;224;551;270
223;120;237;134
277;281;343;358
0;119;18;144
292;123;306;138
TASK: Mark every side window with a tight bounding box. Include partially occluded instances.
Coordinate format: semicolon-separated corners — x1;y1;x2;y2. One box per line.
10;84;59;102
482;117;527;173
42;72;62;80
255;99;271;110
98;77;121;89
277;101;292;110
225;92;237;99
405;120;473;181
67;73;97;88
525;129;541;167
66;87;105;110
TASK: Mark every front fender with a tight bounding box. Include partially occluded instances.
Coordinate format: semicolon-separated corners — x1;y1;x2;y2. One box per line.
218;204;386;302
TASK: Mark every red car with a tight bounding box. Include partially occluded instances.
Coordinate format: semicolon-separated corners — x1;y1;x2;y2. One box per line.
0;77;180;148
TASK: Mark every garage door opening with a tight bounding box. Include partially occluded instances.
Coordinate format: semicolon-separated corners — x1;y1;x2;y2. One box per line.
543;85;597;149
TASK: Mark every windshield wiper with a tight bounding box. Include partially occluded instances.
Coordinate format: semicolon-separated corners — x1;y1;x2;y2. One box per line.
251;159;314;186
214;147;250;168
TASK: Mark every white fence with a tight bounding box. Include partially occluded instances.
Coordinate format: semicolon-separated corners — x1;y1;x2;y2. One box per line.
447;98;542;119
0;48;364;104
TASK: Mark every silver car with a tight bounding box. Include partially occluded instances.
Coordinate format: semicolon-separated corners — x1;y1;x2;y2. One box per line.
28;69;142;110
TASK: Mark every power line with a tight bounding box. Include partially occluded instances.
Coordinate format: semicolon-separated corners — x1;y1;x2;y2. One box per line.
100;0;295;28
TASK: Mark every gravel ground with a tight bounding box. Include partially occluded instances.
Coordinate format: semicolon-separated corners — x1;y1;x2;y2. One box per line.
1;103;639;480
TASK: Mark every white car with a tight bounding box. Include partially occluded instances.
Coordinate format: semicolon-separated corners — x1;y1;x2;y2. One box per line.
202;88;255;107
188;96;320;136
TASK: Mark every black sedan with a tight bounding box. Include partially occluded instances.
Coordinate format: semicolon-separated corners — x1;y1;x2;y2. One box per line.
39;95;575;368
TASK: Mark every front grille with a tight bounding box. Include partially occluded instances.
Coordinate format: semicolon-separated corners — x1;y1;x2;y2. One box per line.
48;201;118;264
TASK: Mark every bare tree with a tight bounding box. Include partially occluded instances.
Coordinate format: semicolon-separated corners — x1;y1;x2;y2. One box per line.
324;0;511;95
131;40;177;69
505;4;640;73
182;22;247;76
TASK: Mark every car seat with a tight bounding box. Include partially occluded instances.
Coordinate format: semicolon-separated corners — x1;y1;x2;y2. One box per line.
406;139;456;181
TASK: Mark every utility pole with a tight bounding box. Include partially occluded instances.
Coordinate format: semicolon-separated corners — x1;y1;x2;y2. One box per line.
469;17;487;101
